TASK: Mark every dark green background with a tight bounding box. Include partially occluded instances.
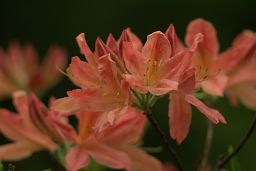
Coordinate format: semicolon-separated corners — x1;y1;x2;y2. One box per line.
0;0;255;170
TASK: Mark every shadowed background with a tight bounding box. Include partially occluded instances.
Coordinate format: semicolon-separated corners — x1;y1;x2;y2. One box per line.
0;0;255;170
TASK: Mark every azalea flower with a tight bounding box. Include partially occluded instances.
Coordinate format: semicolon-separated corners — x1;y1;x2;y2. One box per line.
220;30;256;109
185;18;228;96
54;31;142;130
123;30;202;96
0;91;74;161
0;42;67;99
165;22;226;144
65;108;162;171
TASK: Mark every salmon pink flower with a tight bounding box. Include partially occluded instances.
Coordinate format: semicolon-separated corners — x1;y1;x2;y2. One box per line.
220;30;256;109
123;30;203;96
65;108;162;171
0;43;67;99
0;91;74;161
54;31;143;130
185;18;228;96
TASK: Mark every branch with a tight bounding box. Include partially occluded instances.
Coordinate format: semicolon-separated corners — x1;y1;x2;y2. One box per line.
144;110;185;171
217;114;256;170
197;121;214;171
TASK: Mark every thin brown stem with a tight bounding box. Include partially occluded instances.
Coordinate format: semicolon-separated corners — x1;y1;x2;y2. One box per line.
197;121;214;171
144;110;184;171
217;114;256;170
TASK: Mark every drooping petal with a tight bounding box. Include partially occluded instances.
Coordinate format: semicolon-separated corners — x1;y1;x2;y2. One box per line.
89;142;131;169
122;146;162;171
65;147;90;171
169;92;192;144
142;31;172;63
185;95;227;124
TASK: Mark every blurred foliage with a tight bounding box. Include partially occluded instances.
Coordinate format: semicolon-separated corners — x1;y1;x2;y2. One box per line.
0;0;256;170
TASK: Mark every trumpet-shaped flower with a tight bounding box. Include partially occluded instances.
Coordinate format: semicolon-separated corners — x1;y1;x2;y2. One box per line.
185;18;228;96
0;43;67;99
65;108;162;171
123;30;203;96
0;91;74;161
220;30;256;109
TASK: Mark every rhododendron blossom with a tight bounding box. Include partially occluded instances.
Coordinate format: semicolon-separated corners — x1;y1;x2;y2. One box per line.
0;91;74;160
65;108;162;171
0;43;67;99
185;18;228;96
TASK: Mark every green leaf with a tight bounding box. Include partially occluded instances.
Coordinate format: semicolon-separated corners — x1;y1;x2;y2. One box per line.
228;145;241;171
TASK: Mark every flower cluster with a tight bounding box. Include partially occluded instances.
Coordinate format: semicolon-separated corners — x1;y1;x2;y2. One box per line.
0;43;67;99
0;18;255;171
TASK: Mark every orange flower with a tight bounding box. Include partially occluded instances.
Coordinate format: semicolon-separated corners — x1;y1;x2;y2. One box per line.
0;43;67;99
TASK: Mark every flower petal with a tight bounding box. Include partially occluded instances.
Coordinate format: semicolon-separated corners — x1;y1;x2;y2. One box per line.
41;45;67;89
185;18;219;58
165;24;184;55
0;142;40;161
185;95;227;124
99;107;146;144
123;42;145;76
89;142;130;169
169;92;192;144
65;147;90;171
68;56;100;89
201;74;228;96
122;146;162;171
76;33;98;66
142;31;172;62
148;79;178;96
